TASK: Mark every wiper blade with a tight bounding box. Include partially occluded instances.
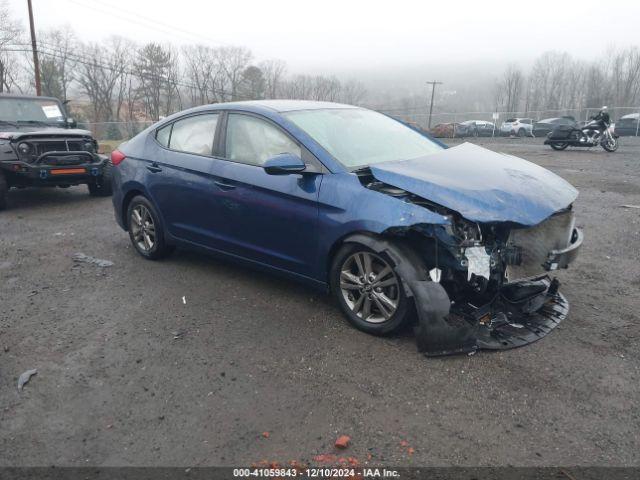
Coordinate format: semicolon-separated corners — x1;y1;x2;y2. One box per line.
17;120;52;126
352;166;372;174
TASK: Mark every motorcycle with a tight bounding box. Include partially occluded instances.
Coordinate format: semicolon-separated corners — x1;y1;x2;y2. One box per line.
544;108;619;152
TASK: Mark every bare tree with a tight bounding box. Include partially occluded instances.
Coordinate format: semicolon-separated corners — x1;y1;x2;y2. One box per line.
0;1;23;93
76;37;128;136
504;64;523;113
183;44;220;105
216;46;252;101
259;59;286;99
38;27;77;102
608;46;640;107
341;79;367;104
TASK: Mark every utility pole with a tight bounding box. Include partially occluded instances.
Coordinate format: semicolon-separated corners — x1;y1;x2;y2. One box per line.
27;0;41;96
426;81;442;129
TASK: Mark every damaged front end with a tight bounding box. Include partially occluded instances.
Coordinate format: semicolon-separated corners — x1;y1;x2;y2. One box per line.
358;165;583;356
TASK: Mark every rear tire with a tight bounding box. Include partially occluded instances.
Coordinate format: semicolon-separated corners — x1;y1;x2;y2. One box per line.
517;128;526;137
88;160;113;197
126;195;174;260
330;243;411;335
0;170;7;210
550;142;569;150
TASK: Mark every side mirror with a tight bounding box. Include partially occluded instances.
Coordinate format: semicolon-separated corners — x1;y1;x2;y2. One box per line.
66;118;77;129
263;153;306;175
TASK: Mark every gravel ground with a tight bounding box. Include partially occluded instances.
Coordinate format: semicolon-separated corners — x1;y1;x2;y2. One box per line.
1;137;639;467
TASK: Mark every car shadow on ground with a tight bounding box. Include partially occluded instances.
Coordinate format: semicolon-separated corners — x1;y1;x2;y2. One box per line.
129;245;419;342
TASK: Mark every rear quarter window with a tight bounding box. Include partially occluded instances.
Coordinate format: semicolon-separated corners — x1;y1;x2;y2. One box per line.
155;113;219;155
156;124;171;147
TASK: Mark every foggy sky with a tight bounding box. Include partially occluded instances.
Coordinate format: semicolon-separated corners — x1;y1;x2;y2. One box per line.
6;0;640;73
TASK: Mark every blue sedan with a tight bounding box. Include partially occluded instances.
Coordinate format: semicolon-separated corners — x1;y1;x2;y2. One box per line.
111;100;583;356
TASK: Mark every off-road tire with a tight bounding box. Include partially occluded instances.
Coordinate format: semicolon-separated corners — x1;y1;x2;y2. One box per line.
330;243;411;335
126;195;175;260
0;170;7;210
88;160;113;197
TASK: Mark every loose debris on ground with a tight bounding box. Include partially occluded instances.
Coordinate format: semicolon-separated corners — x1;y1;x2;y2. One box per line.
72;252;114;267
17;369;37;391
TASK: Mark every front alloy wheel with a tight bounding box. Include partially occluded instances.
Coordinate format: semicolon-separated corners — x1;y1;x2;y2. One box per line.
340;251;400;323
331;245;411;335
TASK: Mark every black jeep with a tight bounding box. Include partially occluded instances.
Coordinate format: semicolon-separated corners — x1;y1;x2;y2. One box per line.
0;94;112;210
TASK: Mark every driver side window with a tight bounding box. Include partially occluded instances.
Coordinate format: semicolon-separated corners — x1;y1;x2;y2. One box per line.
225;113;301;166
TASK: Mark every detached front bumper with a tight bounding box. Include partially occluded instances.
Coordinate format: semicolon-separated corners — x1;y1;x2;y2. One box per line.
1;153;108;186
415;275;570;356
415;218;582;356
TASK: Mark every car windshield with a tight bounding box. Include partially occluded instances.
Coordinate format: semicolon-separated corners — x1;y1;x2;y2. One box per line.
505;118;517;123
283;108;443;168
0;97;66;124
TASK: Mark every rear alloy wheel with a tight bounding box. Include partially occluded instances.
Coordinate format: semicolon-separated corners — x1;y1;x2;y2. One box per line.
331;245;410;335
127;195;174;260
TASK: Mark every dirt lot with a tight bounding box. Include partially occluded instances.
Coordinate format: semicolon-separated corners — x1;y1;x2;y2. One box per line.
1;137;639;467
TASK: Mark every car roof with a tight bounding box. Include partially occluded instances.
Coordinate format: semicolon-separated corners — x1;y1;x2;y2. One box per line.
621;113;639;119
210;99;357;113
0;93;62;103
160;100;360;124
539;117;560;123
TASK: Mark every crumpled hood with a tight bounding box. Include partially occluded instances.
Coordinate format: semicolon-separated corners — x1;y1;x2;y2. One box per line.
369;142;578;226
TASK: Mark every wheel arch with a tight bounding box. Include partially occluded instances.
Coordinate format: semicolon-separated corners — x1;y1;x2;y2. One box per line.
326;230;429;291
121;188;146;230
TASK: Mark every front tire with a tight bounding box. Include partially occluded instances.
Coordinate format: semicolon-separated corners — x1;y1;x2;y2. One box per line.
126;195;174;260
517;128;526;137
88;160;113;197
0;170;7;210
330;243;410;335
602;136;618;152
550;142;569;150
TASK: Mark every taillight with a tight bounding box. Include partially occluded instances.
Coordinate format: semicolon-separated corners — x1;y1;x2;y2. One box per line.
111;149;126;166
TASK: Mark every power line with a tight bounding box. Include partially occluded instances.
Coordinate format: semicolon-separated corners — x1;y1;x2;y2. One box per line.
64;0;232;48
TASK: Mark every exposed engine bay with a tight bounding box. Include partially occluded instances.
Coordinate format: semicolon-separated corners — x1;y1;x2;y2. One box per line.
357;170;583;356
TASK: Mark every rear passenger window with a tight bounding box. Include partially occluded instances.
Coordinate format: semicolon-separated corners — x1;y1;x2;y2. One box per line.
156;124;171;147
168;114;219;155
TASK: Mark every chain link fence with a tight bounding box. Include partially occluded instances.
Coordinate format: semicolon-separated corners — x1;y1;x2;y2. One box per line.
82;106;640;144
380;106;640;137
77;121;156;145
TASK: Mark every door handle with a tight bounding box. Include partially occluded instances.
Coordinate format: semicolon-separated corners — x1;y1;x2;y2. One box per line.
146;163;162;173
214;180;236;191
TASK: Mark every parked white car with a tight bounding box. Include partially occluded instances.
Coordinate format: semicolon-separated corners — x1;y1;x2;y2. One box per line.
500;118;534;137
